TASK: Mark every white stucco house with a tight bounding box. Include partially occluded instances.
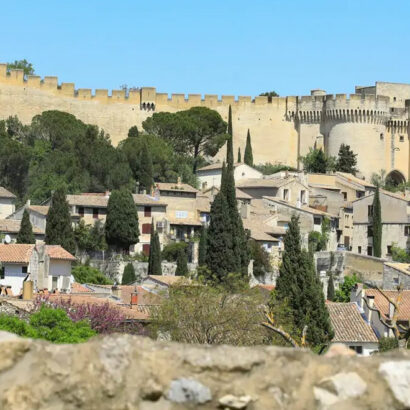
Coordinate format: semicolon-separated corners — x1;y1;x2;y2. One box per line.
327;302;379;356
196;162;262;190
0;244;76;295
0;187;16;219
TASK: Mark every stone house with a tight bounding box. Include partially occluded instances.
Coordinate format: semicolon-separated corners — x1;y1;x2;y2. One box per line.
327;302;379;356
8;203;49;237
352;190;410;258
196;162;262;190
0;187;16;219
382;262;410;290
262;196;338;251
351;284;410;340
0;244;76;294
0;219;45;243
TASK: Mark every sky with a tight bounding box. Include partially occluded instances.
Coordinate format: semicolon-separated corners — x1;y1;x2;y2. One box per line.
1;0;409;98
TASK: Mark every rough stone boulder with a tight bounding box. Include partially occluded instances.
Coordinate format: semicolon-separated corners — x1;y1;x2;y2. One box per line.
0;331;409;409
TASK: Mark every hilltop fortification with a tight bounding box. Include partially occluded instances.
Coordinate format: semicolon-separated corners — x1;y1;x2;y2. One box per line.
0;64;409;181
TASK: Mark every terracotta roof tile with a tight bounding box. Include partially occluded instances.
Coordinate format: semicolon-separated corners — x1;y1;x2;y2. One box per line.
71;282;93;293
0;219;44;235
197;162;249;172
328;302;378;343
45;246;76;261
155;182;198;193
0;244;34;263
144;275;190;287
364;289;410;321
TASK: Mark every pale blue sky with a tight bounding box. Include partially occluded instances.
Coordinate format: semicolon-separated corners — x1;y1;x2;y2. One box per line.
1;0;409;97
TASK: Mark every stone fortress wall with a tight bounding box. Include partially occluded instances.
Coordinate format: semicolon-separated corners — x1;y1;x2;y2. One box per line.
0;63;409;181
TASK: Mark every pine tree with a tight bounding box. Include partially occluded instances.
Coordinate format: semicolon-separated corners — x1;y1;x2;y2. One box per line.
105;189;140;251
206;192;236;282
275;216;333;345
45;187;75;254
336;144;357;175
237;147;241;163
122;263;136;285
244;129;253;166
372;187;382;257
17;209;35;244
148;221;162;275
198;226;207;266
175;249;188;276
327;273;335;301
139;142;154;193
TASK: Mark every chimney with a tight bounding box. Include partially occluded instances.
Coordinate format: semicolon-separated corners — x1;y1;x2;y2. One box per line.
26;199;31;207
240;202;250;219
131;288;138;305
111;285;121;300
352;283;363;306
367;295;375;323
177;176;182;188
389;300;395;320
105;191;110;198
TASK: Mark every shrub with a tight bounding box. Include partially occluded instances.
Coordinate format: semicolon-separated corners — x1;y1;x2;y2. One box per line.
334;274;361;302
161;242;188;262
0;306;96;343
378;337;399;352
72;265;113;285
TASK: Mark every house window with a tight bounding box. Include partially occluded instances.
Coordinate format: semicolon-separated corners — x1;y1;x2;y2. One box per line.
52;276;58;291
144;206;152;217
300;190;306;204
358;246;362;254
175;210;188;219
0;266;4;279
22;266;28;274
142;223;151;234
283;189;289;201
367;246;373;256
368;205;373;217
314;217;321;225
356;191;364;198
400;135;404;142
380;133;384;141
93;208;99;219
387;245;392;255
349;346;363;354
78;206;84;217
342;192;347;201
405;226;410;236
367;226;373;237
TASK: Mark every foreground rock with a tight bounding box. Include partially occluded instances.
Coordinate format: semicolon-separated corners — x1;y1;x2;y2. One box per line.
0;332;409;409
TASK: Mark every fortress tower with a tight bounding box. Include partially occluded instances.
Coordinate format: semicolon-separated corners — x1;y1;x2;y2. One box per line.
0;63;408;182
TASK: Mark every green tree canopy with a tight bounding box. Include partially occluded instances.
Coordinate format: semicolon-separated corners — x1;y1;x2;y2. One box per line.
105;189;139;251
122;263;137;285
249;239;271;278
148;222;162;275
72;265;113;285
17;209;35;244
138;141;154;193
327;273;335;301
300;148;336;174
175;249;189;276
128;126;139;138
260;91;279;102
336;144;358;175
142;107;228;171
7;59;34;76
244;129;253;166
334;274;361;302
45;187;75;254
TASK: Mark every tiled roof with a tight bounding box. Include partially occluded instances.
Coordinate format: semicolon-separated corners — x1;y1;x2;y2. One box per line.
71;282;93;293
384;262;410;276
236;178;289;189
197;162;246;172
144;275;190;287
236;188;252;200
336;172;375;188
196;195;211;213
132;194;167;206
0;187;16;199
67;194;109;208
155;182;198;193
327;302;378;343
364;289;410;321
28;205;49;216
0;219;44;235
167;217;202;226
0;244;34;263
45;245;76;261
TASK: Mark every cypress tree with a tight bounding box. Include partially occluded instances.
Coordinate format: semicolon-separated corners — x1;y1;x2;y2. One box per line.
122;263;136;285
226;106;234;166
45;187;75;254
148;220;162;275
237;147;241;163
244;129;253;166
139;142;154;193
372;187;382;257
327;273;335;301
17;209;35;244
206;192;235;282
105;189;140;252
276;215;333;345
175;249;189;276
198;226;207;266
